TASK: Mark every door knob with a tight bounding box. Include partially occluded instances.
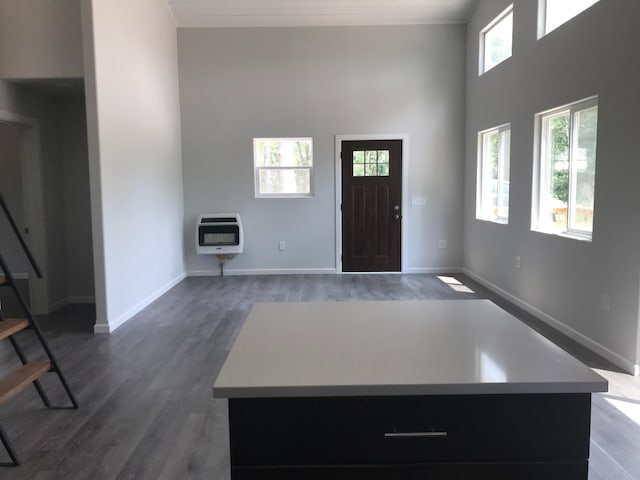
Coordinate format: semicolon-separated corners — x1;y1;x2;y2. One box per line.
393;205;400;211
394;214;401;220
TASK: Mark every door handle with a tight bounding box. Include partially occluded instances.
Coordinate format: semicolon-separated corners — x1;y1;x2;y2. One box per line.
394;214;401;220
384;432;448;439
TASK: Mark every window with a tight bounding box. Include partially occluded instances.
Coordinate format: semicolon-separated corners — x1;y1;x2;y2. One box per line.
533;97;598;240
254;138;313;197
479;5;513;74
477;124;511;223
352;150;390;177
539;0;599;37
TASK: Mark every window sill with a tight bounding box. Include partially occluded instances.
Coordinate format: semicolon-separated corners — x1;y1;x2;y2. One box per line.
255;194;314;199
531;228;592;242
479;56;512;76
476;217;509;225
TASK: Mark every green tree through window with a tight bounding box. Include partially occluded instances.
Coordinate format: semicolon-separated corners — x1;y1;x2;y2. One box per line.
254;138;313;197
536;98;598;238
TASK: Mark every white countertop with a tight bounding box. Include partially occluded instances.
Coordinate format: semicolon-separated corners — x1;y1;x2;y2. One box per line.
213;300;608;398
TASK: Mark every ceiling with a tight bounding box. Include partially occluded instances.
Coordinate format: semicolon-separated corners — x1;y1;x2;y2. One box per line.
166;0;480;28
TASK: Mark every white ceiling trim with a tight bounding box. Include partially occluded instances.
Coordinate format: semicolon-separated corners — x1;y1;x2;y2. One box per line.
167;0;478;28
174;15;467;29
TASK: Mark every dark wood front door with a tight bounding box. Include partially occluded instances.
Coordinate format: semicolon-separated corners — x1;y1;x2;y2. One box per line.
341;140;402;272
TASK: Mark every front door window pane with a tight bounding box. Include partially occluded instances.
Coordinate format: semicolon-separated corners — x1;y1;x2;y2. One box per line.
352;150;390;177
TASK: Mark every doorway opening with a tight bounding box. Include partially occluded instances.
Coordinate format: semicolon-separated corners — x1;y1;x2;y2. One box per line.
0;113;49;314
0;91;94;316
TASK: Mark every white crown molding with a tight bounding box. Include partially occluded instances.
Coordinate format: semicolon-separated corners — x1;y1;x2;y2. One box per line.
167;0;477;28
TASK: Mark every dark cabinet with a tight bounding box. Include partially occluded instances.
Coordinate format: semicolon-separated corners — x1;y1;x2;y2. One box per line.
229;393;591;479
232;463;587;480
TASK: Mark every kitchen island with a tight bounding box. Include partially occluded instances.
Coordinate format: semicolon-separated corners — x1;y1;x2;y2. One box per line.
214;300;608;479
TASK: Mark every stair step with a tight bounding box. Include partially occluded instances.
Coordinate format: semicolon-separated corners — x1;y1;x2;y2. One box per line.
0;319;30;340
0;361;51;406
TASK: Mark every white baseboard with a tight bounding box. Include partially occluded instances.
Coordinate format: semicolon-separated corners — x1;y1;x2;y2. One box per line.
68;296;96;304
188;267;464;276
405;267;463;274
93;273;186;334
49;298;66;312
188;268;338;277
49;295;96;312
93;323;111;334
463;268;636;375
0;272;29;280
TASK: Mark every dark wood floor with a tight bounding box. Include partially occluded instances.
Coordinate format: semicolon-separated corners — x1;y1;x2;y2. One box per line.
0;274;638;479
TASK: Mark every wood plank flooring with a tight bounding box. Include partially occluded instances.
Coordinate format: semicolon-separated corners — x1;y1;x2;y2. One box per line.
0;274;638;479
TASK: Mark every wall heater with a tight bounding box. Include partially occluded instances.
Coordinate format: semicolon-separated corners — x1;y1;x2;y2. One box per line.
196;213;243;255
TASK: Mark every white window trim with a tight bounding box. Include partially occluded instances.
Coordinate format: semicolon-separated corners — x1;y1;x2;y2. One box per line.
532;96;598;241
478;4;514;75
253;137;314;198
476;123;510;225
537;0;600;39
537;0;548;39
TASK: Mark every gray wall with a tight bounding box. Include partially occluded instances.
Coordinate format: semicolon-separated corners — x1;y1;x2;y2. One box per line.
82;0;185;332
464;0;640;371
0;121;28;274
43;100;69;308
0;0;83;79
59;95;94;301
178;25;466;274
37;93;94;308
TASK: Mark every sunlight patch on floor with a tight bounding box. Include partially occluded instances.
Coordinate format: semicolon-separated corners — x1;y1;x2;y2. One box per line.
437;276;475;294
605;396;640;427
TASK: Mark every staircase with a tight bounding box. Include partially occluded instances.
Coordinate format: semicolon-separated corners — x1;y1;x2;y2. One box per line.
0;195;78;466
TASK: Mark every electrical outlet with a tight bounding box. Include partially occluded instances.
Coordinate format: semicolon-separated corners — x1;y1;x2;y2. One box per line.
279;241;286;251
438;240;447;249
515;256;521;269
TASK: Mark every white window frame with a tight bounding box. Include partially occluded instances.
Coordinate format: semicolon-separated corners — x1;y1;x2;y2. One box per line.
476;124;511;224
479;4;514;75
253;137;313;198
537;0;600;39
532;96;598;241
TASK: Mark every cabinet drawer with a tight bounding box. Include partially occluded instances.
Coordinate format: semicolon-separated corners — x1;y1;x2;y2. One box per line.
229;394;591;466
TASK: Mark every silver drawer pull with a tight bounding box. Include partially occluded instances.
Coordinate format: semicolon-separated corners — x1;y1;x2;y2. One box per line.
384;432;448;438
